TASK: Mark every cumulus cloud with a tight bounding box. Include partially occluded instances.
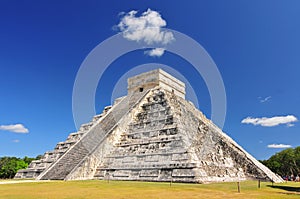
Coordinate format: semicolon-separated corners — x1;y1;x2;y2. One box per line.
259;96;271;103
117;9;174;57
267;144;292;149
241;115;298;127
0;124;29;133
144;48;165;57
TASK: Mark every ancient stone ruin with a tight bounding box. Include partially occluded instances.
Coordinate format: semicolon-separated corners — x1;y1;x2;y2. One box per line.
15;69;283;183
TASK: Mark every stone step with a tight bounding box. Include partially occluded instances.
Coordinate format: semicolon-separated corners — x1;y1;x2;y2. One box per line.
38;91;148;180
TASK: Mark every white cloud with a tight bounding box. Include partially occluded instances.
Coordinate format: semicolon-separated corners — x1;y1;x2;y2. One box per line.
267;144;292;149
0;124;29;133
259;96;271;103
241;115;298;127
144;48;165;57
12;139;20;143
286;123;295;127
117;9;174;57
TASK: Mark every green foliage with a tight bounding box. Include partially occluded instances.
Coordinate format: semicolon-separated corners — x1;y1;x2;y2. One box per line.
261;146;300;176
35;154;43;160
0;155;40;179
23;156;35;165
0;157;26;178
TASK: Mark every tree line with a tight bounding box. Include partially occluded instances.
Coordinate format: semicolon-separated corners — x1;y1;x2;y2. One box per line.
260;146;300;177
0;155;41;179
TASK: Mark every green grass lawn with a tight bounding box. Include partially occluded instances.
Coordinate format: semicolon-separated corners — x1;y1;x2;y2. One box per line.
0;180;299;199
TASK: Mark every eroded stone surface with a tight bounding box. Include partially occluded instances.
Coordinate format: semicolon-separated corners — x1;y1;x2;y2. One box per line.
15;69;283;183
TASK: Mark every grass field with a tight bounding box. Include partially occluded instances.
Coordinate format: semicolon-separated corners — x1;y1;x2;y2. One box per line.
0;180;299;199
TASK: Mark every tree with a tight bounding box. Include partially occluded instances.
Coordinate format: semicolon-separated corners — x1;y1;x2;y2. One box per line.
23;156;35;165
0;157;28;178
0;155;42;179
261;146;300;177
35;155;43;160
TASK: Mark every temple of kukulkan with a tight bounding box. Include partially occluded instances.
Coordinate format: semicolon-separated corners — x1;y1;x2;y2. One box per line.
15;69;283;183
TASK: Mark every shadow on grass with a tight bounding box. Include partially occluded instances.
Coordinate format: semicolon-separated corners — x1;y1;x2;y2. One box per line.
267;184;300;193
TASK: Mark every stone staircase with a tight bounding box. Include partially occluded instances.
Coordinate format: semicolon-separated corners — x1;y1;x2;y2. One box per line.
94;89;197;182
14;131;85;179
15;104;112;179
38;91;148;180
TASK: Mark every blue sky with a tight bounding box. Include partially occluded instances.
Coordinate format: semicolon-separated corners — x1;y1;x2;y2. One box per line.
0;0;299;160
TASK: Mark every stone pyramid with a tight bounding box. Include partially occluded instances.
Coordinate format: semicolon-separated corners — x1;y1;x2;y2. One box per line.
15;69;283;183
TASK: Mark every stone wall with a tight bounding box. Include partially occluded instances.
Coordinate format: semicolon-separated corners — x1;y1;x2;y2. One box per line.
94;89;197;182
127;69;185;99
93;88;283;183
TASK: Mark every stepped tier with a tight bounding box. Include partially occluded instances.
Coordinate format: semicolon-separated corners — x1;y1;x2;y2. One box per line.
14;105;112;179
93;89;283;183
15;69;283;183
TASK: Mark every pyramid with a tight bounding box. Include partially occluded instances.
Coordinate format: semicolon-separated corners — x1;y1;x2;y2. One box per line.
15;69;283;183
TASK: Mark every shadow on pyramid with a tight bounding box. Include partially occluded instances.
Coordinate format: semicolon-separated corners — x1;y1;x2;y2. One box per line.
15;69;283;183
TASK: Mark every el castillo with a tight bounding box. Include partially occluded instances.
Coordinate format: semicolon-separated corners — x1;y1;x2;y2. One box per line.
15;69;283;183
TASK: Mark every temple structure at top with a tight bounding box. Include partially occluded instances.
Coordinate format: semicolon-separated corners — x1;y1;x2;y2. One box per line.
127;69;185;99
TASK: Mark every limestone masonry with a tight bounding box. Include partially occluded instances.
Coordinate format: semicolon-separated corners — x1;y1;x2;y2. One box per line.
15;69;283;183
